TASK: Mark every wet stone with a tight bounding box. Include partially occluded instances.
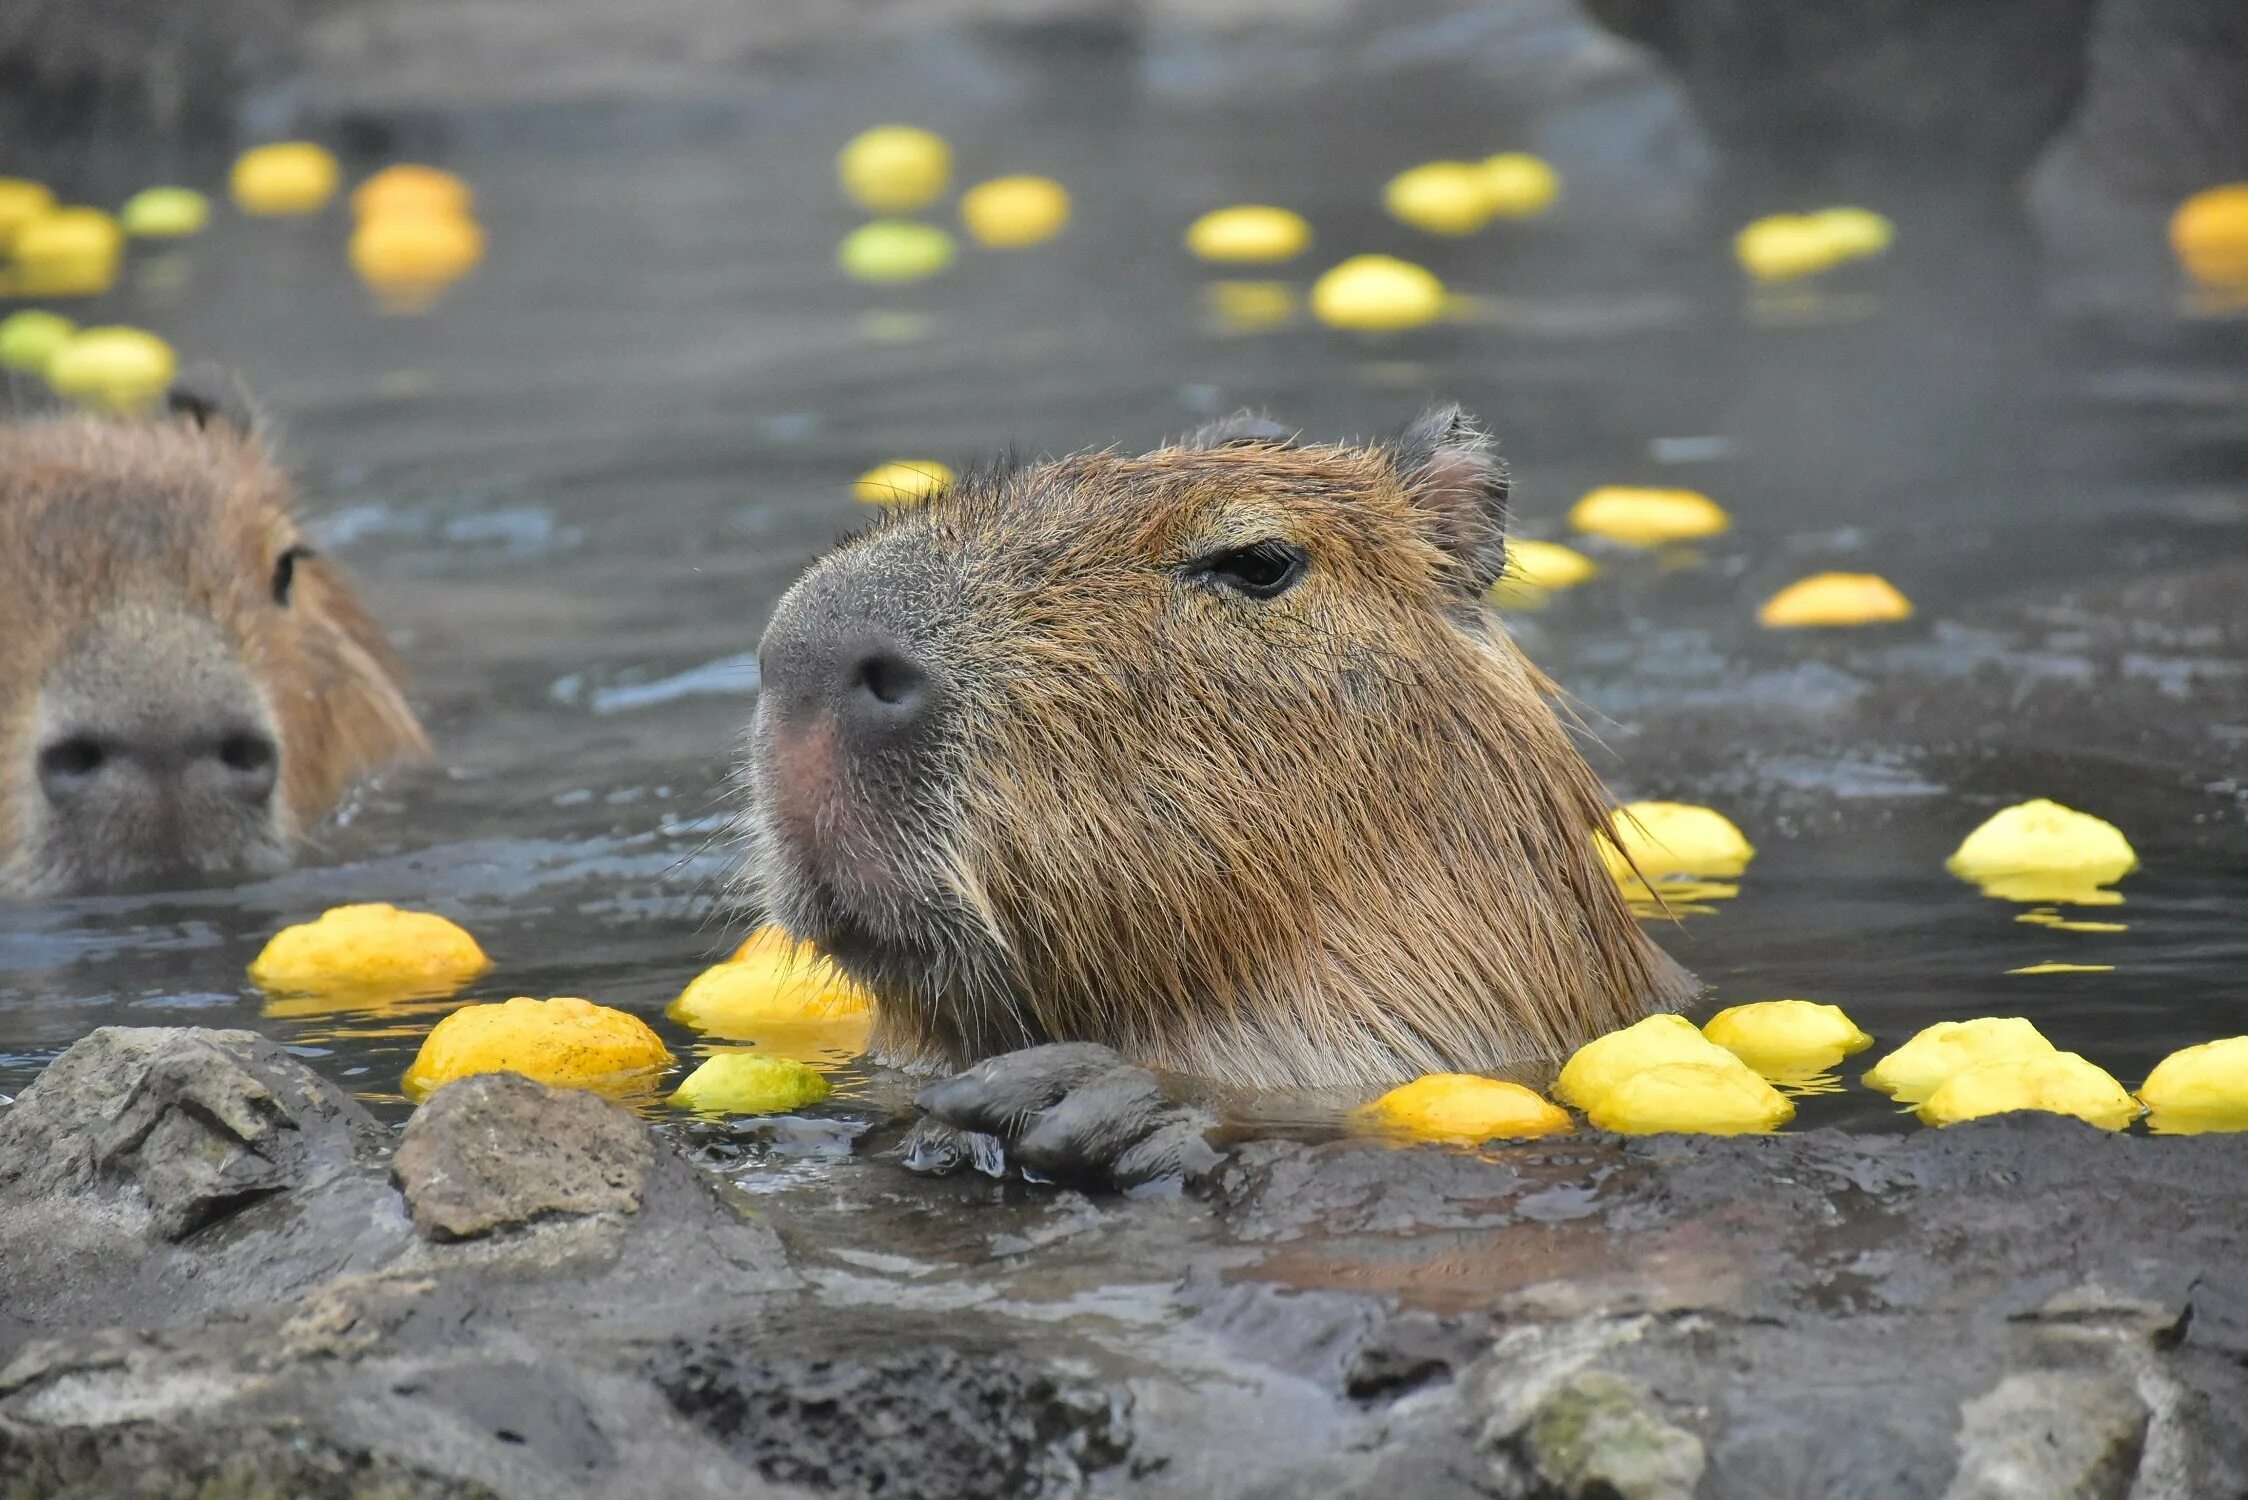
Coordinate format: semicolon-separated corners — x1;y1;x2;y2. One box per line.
653;1326;1131;1500
1944;1370;2147;1500
1343;1312;1492;1400
392;1071;655;1241
0;1026;381;1241
1491;1370;1706;1500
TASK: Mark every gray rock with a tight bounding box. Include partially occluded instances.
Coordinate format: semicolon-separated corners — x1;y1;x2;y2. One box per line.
1490;1369;1706;1500
392;1072;656;1241
1944;1371;2147;1500
0;1025;382;1241
651;1320;1131;1500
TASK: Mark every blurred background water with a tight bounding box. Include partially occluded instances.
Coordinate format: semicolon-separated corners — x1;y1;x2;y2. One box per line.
2;1;2245;1141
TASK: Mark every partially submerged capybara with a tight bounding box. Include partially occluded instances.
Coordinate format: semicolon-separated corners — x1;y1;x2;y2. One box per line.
744;406;1692;1089
0;393;429;896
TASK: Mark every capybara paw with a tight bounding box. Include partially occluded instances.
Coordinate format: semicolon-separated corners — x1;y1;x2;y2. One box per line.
913;1043;1219;1193
896;1116;1007;1178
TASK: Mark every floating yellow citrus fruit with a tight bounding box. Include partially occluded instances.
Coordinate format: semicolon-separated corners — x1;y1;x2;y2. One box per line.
1946;799;2137;905
1916;1052;2139;1130
670;1052;832;1116
349;212;485;294
1185;206;1311;264
667;925;874;1039
1587;1060;1795;1135
853;459;954;505
249;903;492;995
0;178;56;244
1862;1017;2055;1104
1384;161;1492;236
1735;216;1839;281
838;125;951;213
44;327;177;412
351;164;472;221
2170;184;2248;291
10;208;124;296
1480;153;1559;218
1757;572;1914;627
960;175;1070;248
838;220;956;283
1567;486;1730;546
230;142;340;216
1486;538;1599;608
403;996;672;1102
1600;802;1754;882
1806;206;1894;259
1310;255;1446;331
1554;1013;1757;1111
0;310;76;372
1703;1000;1872;1081
2139;1037;2248;1134
1355;1074;1572;1143
119;187;210;238
1735;207;1893;282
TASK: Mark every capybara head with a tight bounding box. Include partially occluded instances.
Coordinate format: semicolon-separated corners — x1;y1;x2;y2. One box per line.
746;407;1691;1088
0;395;430;896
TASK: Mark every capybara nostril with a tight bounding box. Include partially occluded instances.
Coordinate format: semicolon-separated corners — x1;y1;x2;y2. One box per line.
34;719;281;812
212;727;281;802
853;649;926;713
35;736;108;800
833;639;940;754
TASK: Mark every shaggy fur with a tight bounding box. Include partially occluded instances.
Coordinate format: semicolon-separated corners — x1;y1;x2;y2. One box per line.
746;409;1692;1089
0;409;428;895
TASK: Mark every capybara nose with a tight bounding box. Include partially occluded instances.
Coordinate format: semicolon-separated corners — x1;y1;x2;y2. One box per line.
761;593;943;759
36;720;281;813
766;631;940;751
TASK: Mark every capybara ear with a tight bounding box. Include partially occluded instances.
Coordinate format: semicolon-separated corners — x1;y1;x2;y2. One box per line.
1393;403;1510;595
166;367;260;438
1182;412;1294;449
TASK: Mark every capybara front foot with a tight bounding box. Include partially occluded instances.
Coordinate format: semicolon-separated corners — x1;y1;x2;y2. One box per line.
909;1043;1221;1193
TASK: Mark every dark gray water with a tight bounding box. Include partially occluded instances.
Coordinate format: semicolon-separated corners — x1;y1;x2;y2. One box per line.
4;75;2246;1146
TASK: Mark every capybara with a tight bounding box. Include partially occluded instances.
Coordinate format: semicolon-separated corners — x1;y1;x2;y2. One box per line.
0;392;429;897
745;406;1692;1092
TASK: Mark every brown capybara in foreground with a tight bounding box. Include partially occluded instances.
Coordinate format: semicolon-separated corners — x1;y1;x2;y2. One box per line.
0;392;429;897
745;406;1692;1093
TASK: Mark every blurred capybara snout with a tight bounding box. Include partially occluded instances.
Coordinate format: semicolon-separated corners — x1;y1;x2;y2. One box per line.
1;395;430;896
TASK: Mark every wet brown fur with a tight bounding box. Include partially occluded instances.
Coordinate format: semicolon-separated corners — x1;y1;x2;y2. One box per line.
0;411;429;893
769;425;1691;1089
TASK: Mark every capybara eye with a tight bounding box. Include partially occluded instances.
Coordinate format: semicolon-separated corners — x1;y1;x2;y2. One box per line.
270;544;315;607
1194;540;1306;601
